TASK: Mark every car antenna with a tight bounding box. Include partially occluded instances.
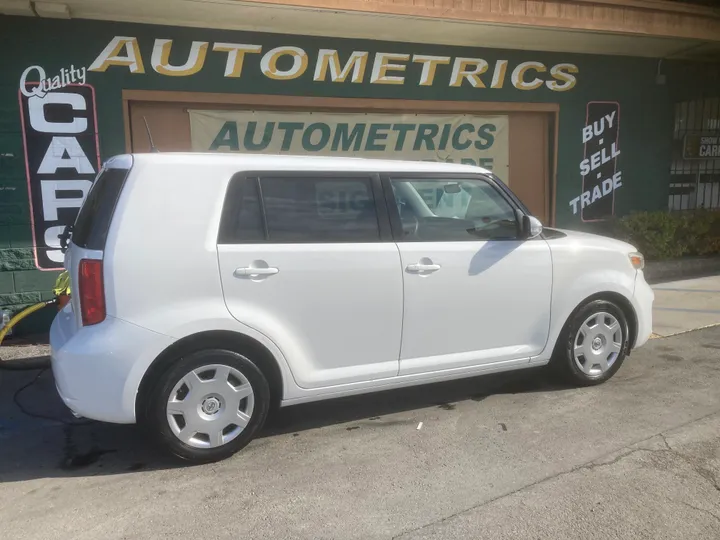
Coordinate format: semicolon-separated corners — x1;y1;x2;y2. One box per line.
143;116;159;153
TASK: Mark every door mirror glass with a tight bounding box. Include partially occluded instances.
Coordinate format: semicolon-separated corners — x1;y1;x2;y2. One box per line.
524;215;543;239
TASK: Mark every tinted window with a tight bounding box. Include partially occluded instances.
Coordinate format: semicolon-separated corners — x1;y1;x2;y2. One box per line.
390;177;518;241
261;177;379;243
218;177;265;243
72;167;129;250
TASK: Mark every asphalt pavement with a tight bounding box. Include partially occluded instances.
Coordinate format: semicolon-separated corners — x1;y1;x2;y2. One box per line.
1;326;719;539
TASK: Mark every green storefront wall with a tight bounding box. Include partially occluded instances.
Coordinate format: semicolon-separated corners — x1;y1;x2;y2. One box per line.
0;15;676;333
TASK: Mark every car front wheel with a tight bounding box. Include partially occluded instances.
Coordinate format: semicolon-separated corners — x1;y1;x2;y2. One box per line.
553;299;630;386
146;349;270;462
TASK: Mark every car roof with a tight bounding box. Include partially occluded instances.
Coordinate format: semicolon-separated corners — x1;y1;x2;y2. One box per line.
126;152;492;175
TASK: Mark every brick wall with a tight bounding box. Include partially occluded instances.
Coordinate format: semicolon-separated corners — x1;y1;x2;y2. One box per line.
0;112;59;331
0;231;60;311
0;233;60;334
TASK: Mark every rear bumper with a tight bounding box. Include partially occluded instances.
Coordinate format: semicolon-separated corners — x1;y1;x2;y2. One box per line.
51;306;174;424
632;271;654;349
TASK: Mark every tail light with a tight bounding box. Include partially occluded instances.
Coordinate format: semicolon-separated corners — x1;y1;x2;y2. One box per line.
79;259;105;325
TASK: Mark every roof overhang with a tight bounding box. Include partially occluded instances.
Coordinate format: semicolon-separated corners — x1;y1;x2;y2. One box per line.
2;0;720;59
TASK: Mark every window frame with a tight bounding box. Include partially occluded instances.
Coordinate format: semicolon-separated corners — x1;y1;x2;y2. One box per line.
218;171;392;245
71;165;130;251
380;172;526;242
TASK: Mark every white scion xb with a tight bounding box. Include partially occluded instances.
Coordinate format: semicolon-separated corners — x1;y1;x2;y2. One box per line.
51;153;653;462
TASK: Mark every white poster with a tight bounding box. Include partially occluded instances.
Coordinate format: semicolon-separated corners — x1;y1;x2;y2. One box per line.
189;110;509;182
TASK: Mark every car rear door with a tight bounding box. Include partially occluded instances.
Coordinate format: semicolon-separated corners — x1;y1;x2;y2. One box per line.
384;174;553;376
216;172;403;390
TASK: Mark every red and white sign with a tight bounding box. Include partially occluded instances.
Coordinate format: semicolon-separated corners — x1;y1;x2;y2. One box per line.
19;82;100;270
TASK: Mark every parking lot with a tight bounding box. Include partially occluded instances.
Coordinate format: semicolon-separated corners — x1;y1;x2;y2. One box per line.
1;324;719;540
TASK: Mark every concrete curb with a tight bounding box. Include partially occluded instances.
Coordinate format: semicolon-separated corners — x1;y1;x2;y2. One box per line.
649;323;720;340
644;256;720;284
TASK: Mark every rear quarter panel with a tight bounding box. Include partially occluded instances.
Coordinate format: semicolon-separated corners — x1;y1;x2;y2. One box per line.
102;156;297;402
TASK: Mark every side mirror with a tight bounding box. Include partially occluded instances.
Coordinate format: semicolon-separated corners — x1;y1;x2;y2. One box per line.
522;215;543;239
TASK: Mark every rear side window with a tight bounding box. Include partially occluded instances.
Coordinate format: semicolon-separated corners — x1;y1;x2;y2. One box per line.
72;167;129;250
217;177;265;243
261;177;379;243
219;176;381;244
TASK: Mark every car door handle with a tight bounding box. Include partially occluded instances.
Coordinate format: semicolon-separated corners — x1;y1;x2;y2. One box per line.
234;266;279;277
406;263;441;274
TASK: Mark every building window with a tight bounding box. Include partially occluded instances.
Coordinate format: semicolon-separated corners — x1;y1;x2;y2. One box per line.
670;98;720;211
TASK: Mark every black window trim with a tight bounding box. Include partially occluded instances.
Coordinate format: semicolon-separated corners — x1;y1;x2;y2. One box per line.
71;165;131;251
380;172;528;242
489;173;533;217
217;170;392;245
255;177;271;240
218;174;263;244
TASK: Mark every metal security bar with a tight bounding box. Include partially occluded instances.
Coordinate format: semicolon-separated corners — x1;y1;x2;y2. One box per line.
670;97;720;211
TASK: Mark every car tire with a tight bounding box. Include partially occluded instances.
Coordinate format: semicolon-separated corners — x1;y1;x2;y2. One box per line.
552;299;630;386
145;348;270;463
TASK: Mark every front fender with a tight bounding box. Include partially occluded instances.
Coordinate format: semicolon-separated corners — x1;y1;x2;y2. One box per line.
533;268;637;364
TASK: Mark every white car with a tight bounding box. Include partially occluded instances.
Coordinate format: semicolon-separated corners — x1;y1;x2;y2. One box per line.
51;153;653;462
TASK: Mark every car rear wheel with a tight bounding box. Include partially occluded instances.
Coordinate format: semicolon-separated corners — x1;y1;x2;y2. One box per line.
553;299;629;386
146;349;270;462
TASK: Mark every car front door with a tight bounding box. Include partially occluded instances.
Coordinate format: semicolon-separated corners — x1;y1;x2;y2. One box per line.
385;174;553;376
217;172;403;389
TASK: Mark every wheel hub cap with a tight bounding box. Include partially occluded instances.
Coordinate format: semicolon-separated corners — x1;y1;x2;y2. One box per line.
201;396;221;415
572;312;624;378
166;364;255;449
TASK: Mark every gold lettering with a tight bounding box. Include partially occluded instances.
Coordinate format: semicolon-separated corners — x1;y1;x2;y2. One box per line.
261;46;309;80
490;60;508;89
512;61;546;91
88;36;145;73
449;58;488;88
546;63;578;92
151;39;209;76
213;43;262;78
314;50;368;83
412;55;451;86
370;53;410;85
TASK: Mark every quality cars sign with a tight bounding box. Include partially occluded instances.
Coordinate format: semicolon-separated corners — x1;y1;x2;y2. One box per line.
19;74;100;270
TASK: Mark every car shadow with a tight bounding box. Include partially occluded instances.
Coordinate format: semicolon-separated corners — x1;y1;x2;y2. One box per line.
0;365;569;483
468;240;521;276
261;366;566;437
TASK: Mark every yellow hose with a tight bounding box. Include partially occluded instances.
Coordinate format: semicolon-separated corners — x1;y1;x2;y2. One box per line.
0;301;51;347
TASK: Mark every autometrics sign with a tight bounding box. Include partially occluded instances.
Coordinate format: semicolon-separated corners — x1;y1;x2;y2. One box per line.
189;110;509;179
88;36;579;92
